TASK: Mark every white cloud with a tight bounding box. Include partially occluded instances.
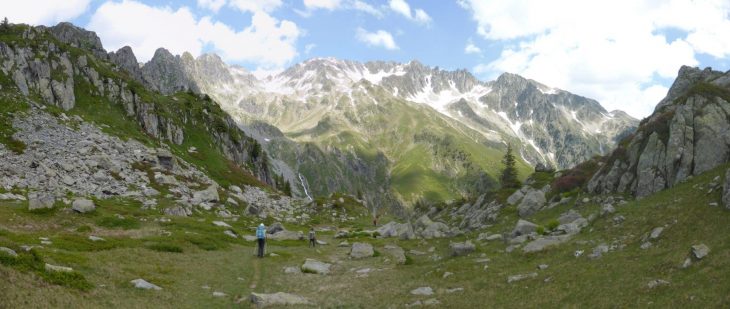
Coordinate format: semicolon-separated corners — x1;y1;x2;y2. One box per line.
197;0;226;12
303;0;341;10
458;0;730;118
2;0;91;26
356;28;398;50
465;40;481;54
352;0;383;17
229;0;282;13
388;0;431;25
88;0;299;69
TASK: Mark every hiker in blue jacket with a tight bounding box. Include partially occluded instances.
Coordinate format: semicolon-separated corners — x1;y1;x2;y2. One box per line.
256;223;266;258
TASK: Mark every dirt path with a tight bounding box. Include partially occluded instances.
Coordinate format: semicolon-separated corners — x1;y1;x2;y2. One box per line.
250;255;261;289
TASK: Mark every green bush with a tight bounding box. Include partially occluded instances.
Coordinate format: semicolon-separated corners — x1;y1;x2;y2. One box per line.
546;220;560;231
96;216;140;230
146;243;183;253
76;225;92;233
536;226;546;235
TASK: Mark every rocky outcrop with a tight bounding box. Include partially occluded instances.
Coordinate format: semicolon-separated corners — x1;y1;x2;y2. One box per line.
141;49;199;95
450;194;503;231
588;66;730;197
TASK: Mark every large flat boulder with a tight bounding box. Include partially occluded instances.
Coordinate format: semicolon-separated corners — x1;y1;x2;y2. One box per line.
71;198;95;213
517;189;546;217
250;292;311;307
376;221;415;239
301;259;331;275
350;242;374;259
28;193;55;211
522;235;571;253
511;219;538;238
450;241;476;256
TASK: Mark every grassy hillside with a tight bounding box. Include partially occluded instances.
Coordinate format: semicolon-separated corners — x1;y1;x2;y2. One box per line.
2;162;728;307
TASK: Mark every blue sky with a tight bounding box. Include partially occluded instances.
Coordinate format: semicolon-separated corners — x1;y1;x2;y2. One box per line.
4;0;730;118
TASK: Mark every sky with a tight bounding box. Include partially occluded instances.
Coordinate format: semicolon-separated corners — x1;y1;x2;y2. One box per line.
2;0;730;119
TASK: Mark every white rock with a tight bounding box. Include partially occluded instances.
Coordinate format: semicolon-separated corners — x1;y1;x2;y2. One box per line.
410;286;434;296
45;263;73;273
131;278;162;290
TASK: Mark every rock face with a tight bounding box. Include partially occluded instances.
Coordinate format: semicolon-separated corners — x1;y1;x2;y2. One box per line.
588;66;730;198
301;259;331;275
451;194;504;231
141;48;199;95
723;169;730;209
250;292;311;307
350;242;374;259
71;198;95;213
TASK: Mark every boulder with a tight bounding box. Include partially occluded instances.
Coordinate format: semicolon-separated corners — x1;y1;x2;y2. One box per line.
507;272;538;283
649;227;664;240
723;169;730;209
350;242;374;259
522;235;571;253
301;259;331;275
506;189;525;206
414;215;451;239
588;243;609;259
267;222;284;234
600;203;615;216
449;241;476;256
376;221;415;239
517;189;546;217
28;193;55;211
557;210;583;225
691;244;710;260
131;278;162;290
511;219;538;238
71;198;95;213
410;287;434;296
535;162;555;173
250;292;311;307
383;245;407;264
193;185;219;203
647;279;670;289
0;247;18;257
269;230;304;241
156;149;175;170
164;205;190;217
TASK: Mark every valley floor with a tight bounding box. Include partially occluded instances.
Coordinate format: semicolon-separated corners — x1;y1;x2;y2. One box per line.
2;166;730;308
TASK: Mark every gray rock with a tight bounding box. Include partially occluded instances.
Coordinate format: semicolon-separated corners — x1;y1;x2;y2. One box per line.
350;242;375;259
507;272;538;283
283;266;302;274
600;203;615;216
28;193;55;211
250;292;311;307
691;244;710;260
269;230;304;241
71;198;95;213
267;222;284;234
301;259;331;275
522;235;571;253
589;244;609;258
212;291;226;297
164;206;190;217
647;279;670;289
212;221;232;228
640;242;652;250
511;219;538;237
131;278;162;290
414;215;451;239
449;240;476;256
88;236;105;242
193;185;219;204
506;189;525;206
537;264;549;270
45;263;73;273
517;189;546;217
557;210;583;224
0;247;18;257
410;286;434;296
649;227;664;240
376;221;415;239
681;257;692;268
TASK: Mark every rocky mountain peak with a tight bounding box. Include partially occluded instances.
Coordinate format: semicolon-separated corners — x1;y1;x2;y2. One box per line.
655;65;726;110
49;22;105;54
141;48;199;95
108;46;144;82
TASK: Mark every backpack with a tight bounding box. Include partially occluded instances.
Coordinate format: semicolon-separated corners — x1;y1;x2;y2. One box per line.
309;230;315;240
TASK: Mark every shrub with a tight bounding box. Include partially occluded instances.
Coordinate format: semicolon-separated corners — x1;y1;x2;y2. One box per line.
536;226;546;235
146;243;183;253
96;216;140;230
546;219;560;231
76;225;92;233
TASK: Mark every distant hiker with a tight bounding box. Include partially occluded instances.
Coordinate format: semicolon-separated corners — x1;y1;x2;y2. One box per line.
256;223;266;257
308;227;316;248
